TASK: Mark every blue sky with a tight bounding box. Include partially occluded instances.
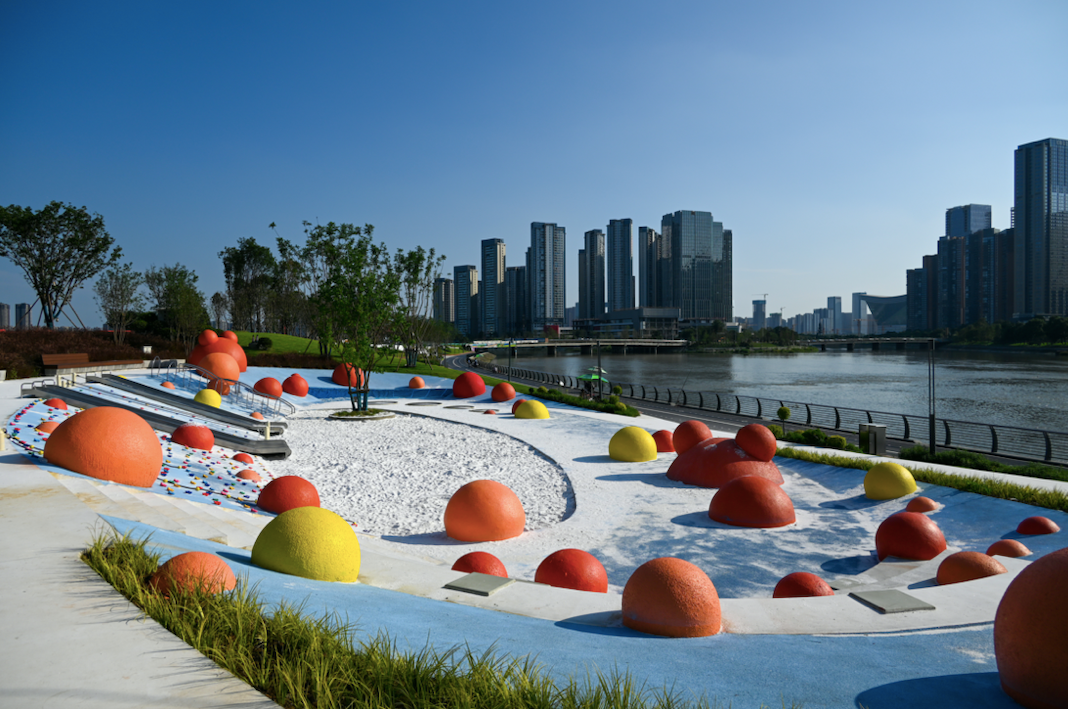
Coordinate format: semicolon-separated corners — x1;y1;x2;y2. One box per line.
2;1;1065;328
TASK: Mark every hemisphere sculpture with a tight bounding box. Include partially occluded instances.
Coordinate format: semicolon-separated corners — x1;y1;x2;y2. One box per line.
150;551;236;596
622;557;721;638
609;427;658;462
936;551;1007;585
874;511;947;561
170;423;215;451
535;549;609;593
444;479;525;542
257;475;321;514
773;572;835;598
251;507;361;582
43;407;163;488
452;551;508;578
709;476;796;528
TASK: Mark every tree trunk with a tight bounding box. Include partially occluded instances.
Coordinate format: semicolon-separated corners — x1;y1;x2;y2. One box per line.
405;348;418;367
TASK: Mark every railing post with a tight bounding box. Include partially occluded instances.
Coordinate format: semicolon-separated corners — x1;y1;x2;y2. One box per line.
1045;432;1052;461
699;392;704;409
805;404;812;426
735;396;741;415
834;408;841;430
943;420;952;446
990;425;998;453
756;399;762;418
902;415;910;440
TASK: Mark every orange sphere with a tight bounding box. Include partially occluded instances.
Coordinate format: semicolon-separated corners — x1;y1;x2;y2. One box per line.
43;407;162;488
622;557;721;637
673;420;712;455
283;374;309;397
170;424;215;451
42;398;68;409
150;551;236;596
774;572;835;598
199;351;241;392
189;336;247;372
254;377;283;398
735;423;777;462
452;551;508;577
875;511;947;561
161;381;176;390
237;469;262;482
35;421;60;434
906;496;939;513
535;549;608;593
937;551;1007;585
198;329;218;346
409;376;426;389
986;539;1032;558
1017;516;1060;535
233;452;254;465
332;363;365;387
222;330;238;342
258;476;320;514
994;547;1068;709
491;382;516;402
444;480;525;542
709;475;796;528
453;372;486;398
511;399;527;414
652;430;675;452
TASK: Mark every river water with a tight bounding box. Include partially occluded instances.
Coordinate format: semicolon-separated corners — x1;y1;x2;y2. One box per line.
506;349;1068;432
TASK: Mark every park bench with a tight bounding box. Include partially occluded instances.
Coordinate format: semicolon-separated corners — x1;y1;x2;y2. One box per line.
42;353;146;375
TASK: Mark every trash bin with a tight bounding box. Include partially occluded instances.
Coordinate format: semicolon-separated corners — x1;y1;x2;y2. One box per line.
859;423;887;456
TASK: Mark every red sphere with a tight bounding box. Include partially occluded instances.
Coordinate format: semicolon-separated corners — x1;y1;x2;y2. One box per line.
735;424;777;462
197;329;218;346
535;549;609;593
257;476;321;514
43;398;68;410
673;420;712;455
188;337;247;372
622;557;721;637
937;551;1007;585
221;330;238;342
233;452;254;465
511;399;528;414
452;551;508;577
652;430;675;453
332;363;365;388
254;377;283;398
986;539;1032;558
773;572;835;598
906;496;939;513
170;423;215;451
492;382;516;402
282;374;309;397
1017;516;1060;535
453;372;487;398
667;439;784;488
875;511;947;561
709;475;796;528
150;551;236;596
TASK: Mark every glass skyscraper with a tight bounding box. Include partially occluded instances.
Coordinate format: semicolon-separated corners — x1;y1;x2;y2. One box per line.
480;238;505;335
579;229;605;321
945;204;992;237
527;222;566;331
660;210;732;320
1014;137;1068;318
453;265;478;336
606;218;634;313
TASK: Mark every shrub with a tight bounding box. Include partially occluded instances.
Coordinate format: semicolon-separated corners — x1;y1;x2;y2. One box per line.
612;385;622;396
777;406;791;422
827;435;847;450
607;394;620;405
255;337;273;351
766;424;784;439
900;445;1068;483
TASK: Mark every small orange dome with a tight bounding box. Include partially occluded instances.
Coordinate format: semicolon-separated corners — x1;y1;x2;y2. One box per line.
221;330;238;342
669;439;784;488
491;382;516;402
188;337;247;371
237;469;262;482
150;551;236;596
283;375;309;397
672;420;712;455
161;381;176;390
43;407;162;488
444;480;525;542
986;539;1031;558
199;351;241;393
170;424;215;451
258;476;320;514
511;399;527;414
622;557;721;637
198;329;219;346
773;572;835;598
233;452;254;465
251;411;265;420
735;424;777;462
652;430;675;452
35;421;60;434
535;549;608;593
254;377;283;398
409;376;426;389
906;496;939;513
42;398;68;410
709;475;796;528
452;551;508;577
937;551;1007;585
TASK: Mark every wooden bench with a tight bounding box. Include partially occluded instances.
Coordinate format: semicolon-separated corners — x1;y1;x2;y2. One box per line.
42;353;146;375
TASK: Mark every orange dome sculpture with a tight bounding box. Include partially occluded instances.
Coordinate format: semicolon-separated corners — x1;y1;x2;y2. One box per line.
150;551;236;596
444;480;525;542
1017;516;1060;535
258;476;321;514
189;336;247;372
511;399;527;415
35;421;60;434
773;572;835;598
251;412;265;420
170;423;215;451
332;363;365;387
237;469;262;482
409;376;425;389
482;409;497;415
875;511;947;561
735;424;777;462
222;330;238;342
161;381;176;390
709;475;796;528
986;539;1031;558
43;407;163;488
994;547;1068;709
672;420;712;455
254;377;283;398
937;551;1007;585
452;372;486;398
283;374;309;397
622;557;721;637
42;398;68;409
653;430;675;453
906;496;939;513
535;549;608;593
198;351;241;394
667;439;784;488
233;452;254;465
452;551;508;578
491;382;516;402
197;329;218;346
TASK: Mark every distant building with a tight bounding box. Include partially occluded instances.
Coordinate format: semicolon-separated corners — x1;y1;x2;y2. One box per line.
827;296;842;335
994;229;1016;322
579;229;605;321
15;303;32;329
906;268;928;330
504;266;527;334
433;277;455;324
1014;137;1068;318
480;238;506;335
946;204;992;237
638;226;659;308
938;236;966;330
453;265;478;337
607;218;634;313
0;303;9;329
581;307;680;339
527;222;566;331
752;300;766;331
661;210;732;321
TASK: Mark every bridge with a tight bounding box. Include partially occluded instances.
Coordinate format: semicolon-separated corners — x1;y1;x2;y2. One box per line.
473;339;688;356
800;337;951;352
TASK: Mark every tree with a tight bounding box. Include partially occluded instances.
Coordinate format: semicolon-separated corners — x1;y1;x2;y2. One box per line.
268;236;309;337
219;237;276;333
394;246;446;368
210;291;229;330
145;264;209;349
93;263;145;343
0;201;122;328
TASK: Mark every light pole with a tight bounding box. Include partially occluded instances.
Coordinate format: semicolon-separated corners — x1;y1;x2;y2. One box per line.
928;338;937;454
597;340;603;400
508;339;514;383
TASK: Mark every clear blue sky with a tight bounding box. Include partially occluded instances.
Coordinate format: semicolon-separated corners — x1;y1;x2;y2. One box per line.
2;1;1065;328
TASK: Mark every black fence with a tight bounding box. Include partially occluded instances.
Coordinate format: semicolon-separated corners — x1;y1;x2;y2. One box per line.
474;360;1068;465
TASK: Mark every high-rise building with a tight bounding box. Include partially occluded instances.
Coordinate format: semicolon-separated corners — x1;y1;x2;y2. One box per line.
579;229;605;321
638;226;659;308
1014;137;1068;318
15;303;32;329
827;296;842;334
946;204;992;237
433;277;455;324
752;300;766;331
965;228;998;325
606;218;634;313
994;228;1016;322
906;269;928;331
713;230;733;321
0;303;9;329
660;210;732;320
527;222;566;332
938;236;966;330
480;238;506;335
504;266;527;334
922;254;939;329
453;265;478;337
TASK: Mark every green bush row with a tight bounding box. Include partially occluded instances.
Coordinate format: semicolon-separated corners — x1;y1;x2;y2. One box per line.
532;386;640;417
767;425;862;453
899;445;1068;484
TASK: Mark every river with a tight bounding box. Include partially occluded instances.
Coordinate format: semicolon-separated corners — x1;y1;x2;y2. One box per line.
504;348;1068;432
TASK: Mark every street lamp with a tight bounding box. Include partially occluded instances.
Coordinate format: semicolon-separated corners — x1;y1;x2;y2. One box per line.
508;339;514;383
928;338;937;454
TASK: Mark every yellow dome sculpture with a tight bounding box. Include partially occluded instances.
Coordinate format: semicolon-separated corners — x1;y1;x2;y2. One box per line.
194;388;222;408
515;400;550;419
609;426;658;462
864;462;918;500
251;507;361;582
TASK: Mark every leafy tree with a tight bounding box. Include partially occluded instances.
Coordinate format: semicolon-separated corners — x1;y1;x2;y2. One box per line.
210;291;229;330
268;236;309;337
1021;317;1047;345
394;246;446;368
1046;316;1068;345
145;264;209;349
219;237;276;333
93;263;145;343
0;201;122;328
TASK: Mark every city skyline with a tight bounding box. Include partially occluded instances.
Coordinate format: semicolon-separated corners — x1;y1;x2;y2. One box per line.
1;3;1065;328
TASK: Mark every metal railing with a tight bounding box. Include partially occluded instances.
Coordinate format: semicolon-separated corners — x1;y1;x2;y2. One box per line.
470;359;1068;465
149;357;296;416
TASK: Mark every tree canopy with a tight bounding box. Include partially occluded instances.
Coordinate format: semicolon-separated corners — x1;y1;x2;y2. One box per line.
93;262;145;343
145;264;209;349
0;201;122;328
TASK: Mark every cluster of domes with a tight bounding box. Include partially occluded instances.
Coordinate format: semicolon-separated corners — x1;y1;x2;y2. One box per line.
666;423;782;489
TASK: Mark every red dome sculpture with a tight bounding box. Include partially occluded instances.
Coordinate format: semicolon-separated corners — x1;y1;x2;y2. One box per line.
257;476;321;514
667;439;784;488
251;412;265;420
994;547;1068;709
482;409;497;415
622;557;721;637
672;420;712;455
237;469;261;482
221;330;238;342
937;551;1007;585
161;381;176;390
1017;516;1060;535
709;475;796;528
35;421;60;434
452;372;487;398
511;399;527;415
492;382;516;402
409;376;425;389
444;480;525;542
986;539;1031;558
735;424;777;462
198;351;241;392
170;423;215;451
906;496;939;513
254;377;283;398
188;336;247;372
43;407;163;488
150;551;236;596
653;430;675;453
535;549;609;593
282;375;309;397
773;572;835;598
197;329;218;346
233;452;254;465
452;551;508;578
332;363;365;387
874;511;947;561
42;398;68;409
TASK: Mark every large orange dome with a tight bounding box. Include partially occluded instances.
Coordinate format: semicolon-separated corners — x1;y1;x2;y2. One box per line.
44;407;163;488
622;557;721;637
199;352;241;393
189;337;248;372
444;480;525;542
